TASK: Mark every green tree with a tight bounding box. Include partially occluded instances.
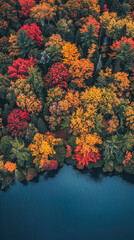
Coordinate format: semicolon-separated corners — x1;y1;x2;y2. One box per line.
10;138;31;168
14;30;35;58
81;24;97;56
27;67;43;101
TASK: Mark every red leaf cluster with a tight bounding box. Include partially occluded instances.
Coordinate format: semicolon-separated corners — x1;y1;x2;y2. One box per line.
7;109;30;137
74;145;101;169
43;63;70;88
7;56;36;81
19;0;36;18
104;4;109;12
18;23;43;46
44;160;58;170
131;11;134;18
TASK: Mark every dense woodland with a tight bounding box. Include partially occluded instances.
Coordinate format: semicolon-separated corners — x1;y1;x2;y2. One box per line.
0;0;134;189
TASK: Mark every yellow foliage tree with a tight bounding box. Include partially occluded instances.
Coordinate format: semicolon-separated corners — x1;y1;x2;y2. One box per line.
8;78;42;115
80;86;117;115
16;93;42;114
45;34;66;49
28;133;62;169
100;12;134;40
30;1;57;24
46;87;65;107
125;106;134;131
81;0;100;16
70;104;97;136
76;132;102;154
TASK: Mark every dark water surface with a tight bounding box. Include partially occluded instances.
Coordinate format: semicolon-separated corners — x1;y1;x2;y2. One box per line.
0;165;134;240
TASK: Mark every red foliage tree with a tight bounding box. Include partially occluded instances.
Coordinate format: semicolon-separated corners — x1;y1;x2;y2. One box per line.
74;145;101;169
7;109;30;137
18;0;36;18
43;63;70;88
44;160;58;170
7;56;36;81
18;23;43;46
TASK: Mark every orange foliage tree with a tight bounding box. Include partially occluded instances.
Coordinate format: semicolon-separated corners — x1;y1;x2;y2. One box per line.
61;42;81;65
69;58;94;88
4;161;16;173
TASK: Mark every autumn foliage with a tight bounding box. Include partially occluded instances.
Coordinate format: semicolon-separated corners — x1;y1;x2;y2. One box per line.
75;145;101;169
19;0;36;18
28;133;62;169
18;23;43;46
1;0;134;186
7;57;36;81
110;37;134;58
43;63;70;88
7;109;30;137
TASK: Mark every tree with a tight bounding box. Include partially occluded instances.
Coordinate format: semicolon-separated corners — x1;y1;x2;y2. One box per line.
80;24;98;54
7;109;30;137
28;132;62;169
75;132;102;168
8;77;43;115
61;42;81;65
0;52;12;74
69;58;94;88
10;138;31;167
18;23;43;46
75;145;101;169
4;161;16;173
0;0;20;37
43;62;70;88
80;17;100;37
12;30;35;58
125;105;134;131
100;12;134;40
18;0;36;18
8;34;19;58
70;105;97;136
110;37;134;72
30;1;57;26
27;67;43;101
0;74;10;99
7;56;36;81
45;34;66;49
56;19;75;42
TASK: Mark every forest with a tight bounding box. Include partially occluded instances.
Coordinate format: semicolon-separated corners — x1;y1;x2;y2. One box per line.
0;0;134;190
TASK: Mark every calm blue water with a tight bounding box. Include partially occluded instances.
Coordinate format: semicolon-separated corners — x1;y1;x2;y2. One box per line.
0;165;134;240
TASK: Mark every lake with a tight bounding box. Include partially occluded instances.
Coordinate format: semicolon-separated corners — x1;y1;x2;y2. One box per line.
0;164;134;240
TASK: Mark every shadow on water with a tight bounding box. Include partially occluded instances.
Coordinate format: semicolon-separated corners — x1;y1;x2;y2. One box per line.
1;164;134;191
75;167;103;182
44;166;62;180
121;173;134;185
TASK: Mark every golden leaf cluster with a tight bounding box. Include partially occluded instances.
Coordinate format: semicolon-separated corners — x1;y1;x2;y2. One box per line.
28;133;62;169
